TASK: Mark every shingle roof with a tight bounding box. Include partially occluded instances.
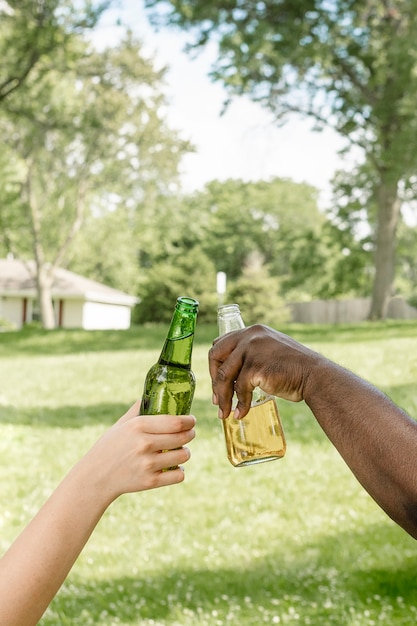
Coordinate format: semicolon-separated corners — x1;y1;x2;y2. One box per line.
0;258;138;306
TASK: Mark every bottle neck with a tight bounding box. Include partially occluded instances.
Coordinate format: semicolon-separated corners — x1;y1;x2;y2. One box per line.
218;303;245;335
158;297;198;368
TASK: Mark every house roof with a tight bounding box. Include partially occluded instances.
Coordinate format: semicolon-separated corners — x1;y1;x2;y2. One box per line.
0;258;138;306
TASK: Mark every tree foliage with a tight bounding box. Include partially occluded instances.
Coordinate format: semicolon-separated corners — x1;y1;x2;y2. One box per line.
134;176;329;323
3;1;417;327
134;247;218;324
0;0;110;102
185;177;322;277
145;0;417;319
227;261;290;327
0;12;191;327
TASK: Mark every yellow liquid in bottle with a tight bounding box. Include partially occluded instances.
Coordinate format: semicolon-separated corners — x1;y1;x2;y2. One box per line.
223;398;286;467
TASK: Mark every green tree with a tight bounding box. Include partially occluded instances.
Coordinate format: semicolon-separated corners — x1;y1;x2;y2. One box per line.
133;176;327;322
0;0;110;102
67;207;140;295
396;218;417;304
190;179;275;280
146;0;417;319
319;163;377;298
190;177;324;284
227;255;290;326
134;247;218;324
0;31;191;328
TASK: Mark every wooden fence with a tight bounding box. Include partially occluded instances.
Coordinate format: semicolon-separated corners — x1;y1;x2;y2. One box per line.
289;296;417;324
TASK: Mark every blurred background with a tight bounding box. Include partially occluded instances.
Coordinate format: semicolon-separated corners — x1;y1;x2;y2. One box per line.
1;0;417;331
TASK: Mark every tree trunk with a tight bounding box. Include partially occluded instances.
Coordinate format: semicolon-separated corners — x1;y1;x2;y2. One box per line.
368;178;402;320
36;263;56;330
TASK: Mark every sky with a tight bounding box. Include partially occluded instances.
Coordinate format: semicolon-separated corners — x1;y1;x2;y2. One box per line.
95;0;349;206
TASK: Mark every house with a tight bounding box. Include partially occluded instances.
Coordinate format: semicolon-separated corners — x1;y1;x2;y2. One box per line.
0;258;138;330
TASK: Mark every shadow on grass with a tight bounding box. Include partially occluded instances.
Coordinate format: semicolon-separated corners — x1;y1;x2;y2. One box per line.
0;400;222;432
43;523;417;625
3;319;417;358
0;326;168;358
0;397;332;448
2;380;414;442
0;398;233;438
0;324;220;357
0;402;128;428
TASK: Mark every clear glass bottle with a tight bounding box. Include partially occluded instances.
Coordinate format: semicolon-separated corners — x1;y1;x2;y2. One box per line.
217;303;286;467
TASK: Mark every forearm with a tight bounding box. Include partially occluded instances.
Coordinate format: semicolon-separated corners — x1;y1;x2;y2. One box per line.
0;408;195;626
209;325;417;537
0;460;110;626
304;358;417;538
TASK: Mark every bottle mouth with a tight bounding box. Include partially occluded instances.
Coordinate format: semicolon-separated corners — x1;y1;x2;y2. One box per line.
177;296;199;310
218;303;240;315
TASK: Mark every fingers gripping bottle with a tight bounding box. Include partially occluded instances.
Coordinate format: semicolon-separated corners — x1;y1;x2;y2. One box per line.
218;303;286;467
140;296;199;468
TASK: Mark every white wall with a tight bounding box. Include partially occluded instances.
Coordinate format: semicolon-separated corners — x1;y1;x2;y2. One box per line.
62;299;84;328
0;296;133;330
62;299;132;329
0;296;23;328
82;301;132;330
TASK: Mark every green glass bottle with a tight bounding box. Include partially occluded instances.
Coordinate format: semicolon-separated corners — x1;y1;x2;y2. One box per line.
140;296;199;417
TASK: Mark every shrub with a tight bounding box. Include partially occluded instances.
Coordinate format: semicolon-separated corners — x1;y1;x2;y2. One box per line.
227;265;290;327
134;250;219;324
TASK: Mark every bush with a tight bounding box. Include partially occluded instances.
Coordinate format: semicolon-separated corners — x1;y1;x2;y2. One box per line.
134;250;219;324
226;265;290;327
407;293;417;309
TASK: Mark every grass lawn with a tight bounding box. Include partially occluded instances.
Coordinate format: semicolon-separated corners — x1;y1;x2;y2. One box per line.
1;320;417;625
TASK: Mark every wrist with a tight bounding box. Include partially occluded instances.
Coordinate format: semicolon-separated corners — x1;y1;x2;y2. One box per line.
302;353;333;406
63;453;116;516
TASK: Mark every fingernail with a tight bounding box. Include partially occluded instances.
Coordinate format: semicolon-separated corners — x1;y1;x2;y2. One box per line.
212;392;218;405
218;408;223;419
234;408;240;420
